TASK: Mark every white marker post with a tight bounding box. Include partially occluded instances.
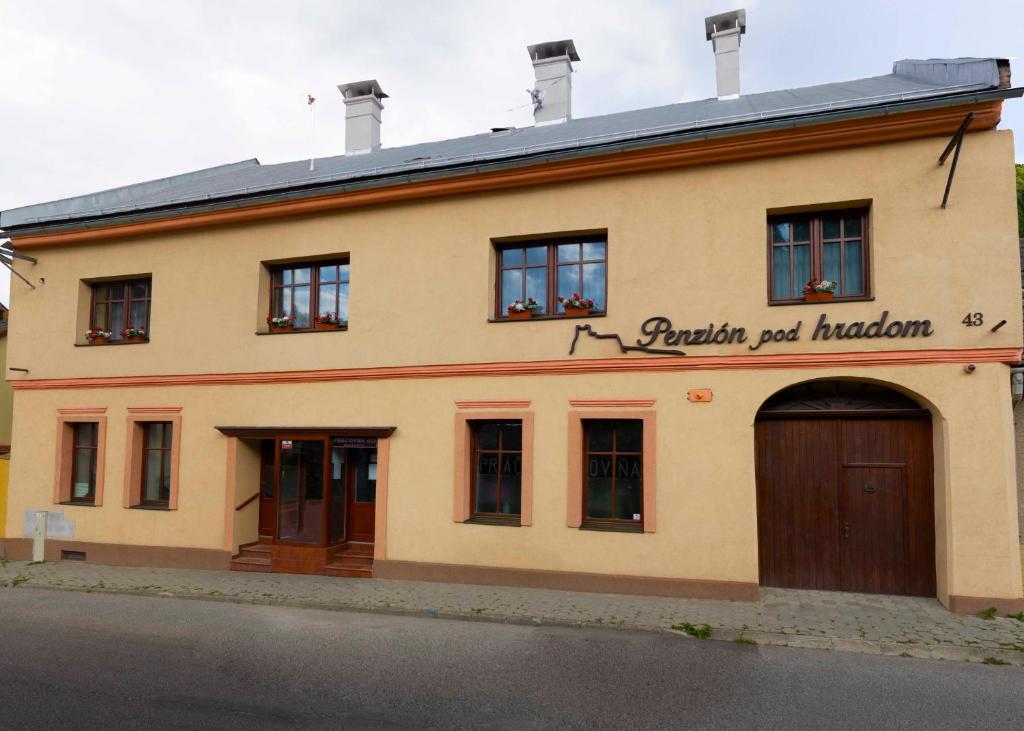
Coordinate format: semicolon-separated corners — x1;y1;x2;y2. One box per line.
32;510;47;562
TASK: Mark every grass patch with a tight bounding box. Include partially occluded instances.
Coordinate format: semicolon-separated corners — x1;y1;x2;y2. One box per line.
10;575;29;587
671;622;712;640
979;607;998;620
1007;612;1024;622
982;657;1011;666
470;608;486;614
734;637;757;645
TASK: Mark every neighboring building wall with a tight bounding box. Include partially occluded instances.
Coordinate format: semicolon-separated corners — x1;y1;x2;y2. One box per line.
0;456;7;540
1016;401;1024;543
0;334;12;448
4;127;1022;604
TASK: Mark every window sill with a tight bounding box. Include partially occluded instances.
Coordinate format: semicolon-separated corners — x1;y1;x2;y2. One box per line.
463;516;522;527
488;312;607;324
59;500;97;507
255;327;348;335
579;522;644;533
74;340;149;347
129;504;172;511
768;296;874;307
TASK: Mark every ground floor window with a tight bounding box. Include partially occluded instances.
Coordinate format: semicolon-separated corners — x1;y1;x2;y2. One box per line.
582;420;643;529
69;423;99;504
469;420;523;522
125;409;182;510
54;411;108;506
141;422;173;506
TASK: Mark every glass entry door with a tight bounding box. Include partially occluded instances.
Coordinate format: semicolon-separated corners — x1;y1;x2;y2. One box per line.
270;435;377;547
277;438;327;545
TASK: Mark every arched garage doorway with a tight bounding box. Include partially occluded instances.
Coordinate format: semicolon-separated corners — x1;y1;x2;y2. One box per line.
754;380;936;597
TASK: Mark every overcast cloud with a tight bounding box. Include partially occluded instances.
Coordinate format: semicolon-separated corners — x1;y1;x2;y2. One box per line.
1;0;1022;306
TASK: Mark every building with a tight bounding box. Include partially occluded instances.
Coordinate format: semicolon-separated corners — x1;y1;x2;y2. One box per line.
0;302;11;539
1;17;1022;613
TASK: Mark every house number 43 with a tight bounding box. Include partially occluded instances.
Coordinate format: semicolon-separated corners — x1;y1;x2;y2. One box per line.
962;313;983;327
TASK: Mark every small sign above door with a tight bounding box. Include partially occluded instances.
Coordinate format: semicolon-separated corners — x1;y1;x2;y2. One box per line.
281;440;293;450
331;436;378;448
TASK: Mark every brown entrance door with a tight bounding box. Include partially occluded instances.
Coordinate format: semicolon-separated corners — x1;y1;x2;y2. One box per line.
345;448;377;543
258;440;276;538
839;465;906;594
754;381;935;597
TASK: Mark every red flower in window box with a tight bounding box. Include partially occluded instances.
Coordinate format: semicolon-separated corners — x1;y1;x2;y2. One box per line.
558;292;594;316
803;279;837;302
315;312;345;329
85;328;112;345
267;315;295;332
506;298;540;319
120;325;147;343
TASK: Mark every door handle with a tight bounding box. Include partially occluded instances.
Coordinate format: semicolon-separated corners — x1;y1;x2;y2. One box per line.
864;481;875;494
843;522;851;539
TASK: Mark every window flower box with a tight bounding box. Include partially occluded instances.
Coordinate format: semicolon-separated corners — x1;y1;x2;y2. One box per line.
267;315;295;333
120;326;147;343
559;292;594;317
507;298;540;319
85;329;112;345
315;312;345;329
803;279;837;303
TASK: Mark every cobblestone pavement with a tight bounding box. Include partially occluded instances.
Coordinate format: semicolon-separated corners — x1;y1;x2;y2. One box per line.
2;559;1023;665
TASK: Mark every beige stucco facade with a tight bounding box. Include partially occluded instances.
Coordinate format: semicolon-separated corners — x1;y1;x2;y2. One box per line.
3;122;1023;609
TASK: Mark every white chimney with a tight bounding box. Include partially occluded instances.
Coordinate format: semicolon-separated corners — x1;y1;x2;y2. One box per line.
527;40;581;125
705;9;746;99
337;80;388;155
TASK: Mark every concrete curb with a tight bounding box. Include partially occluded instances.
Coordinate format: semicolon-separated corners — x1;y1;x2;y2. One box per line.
7;579;1023;667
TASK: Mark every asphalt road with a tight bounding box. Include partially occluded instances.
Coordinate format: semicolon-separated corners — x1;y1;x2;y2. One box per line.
0;588;1022;730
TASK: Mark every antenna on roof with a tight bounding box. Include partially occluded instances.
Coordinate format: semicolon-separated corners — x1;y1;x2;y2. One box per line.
307;94;317;172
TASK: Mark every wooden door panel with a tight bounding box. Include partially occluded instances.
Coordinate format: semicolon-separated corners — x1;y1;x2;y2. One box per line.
756;413;935;598
346;448;377;543
258;440;276;537
840;466;906;594
840;418;935;597
755;419;840;590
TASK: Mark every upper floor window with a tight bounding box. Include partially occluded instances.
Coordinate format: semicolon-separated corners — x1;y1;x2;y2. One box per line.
768;210;869;304
495;236;607;318
91;278;151;340
270;261;349;330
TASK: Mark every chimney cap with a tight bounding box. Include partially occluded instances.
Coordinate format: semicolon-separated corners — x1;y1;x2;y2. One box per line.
527;39;581;63
704;9;746;40
337;79;389;101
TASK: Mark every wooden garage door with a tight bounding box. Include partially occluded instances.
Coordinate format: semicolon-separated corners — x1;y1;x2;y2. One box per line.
754;382;935;597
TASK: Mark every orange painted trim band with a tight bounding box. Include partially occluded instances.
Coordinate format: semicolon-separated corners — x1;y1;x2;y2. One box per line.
10;102;1001;250
127;406;183;413
10;347;1020;392
569;399;656;408
455;400;532;409
57;407;107;414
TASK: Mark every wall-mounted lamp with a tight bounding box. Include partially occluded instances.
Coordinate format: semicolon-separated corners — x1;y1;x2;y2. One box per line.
963;364;976;374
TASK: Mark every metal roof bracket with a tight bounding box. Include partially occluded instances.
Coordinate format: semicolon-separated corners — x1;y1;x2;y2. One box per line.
938;111;973;209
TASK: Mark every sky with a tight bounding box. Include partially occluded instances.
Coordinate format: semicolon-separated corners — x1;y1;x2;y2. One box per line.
1;0;1022;306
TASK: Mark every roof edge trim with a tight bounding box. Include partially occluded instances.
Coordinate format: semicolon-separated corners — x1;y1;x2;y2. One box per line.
4;93;1014;248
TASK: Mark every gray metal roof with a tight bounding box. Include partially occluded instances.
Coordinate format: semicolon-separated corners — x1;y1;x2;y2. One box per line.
2;58;1019;233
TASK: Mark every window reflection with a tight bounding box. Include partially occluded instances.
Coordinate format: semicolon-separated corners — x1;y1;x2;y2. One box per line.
270;261;350;329
496;238;607;318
